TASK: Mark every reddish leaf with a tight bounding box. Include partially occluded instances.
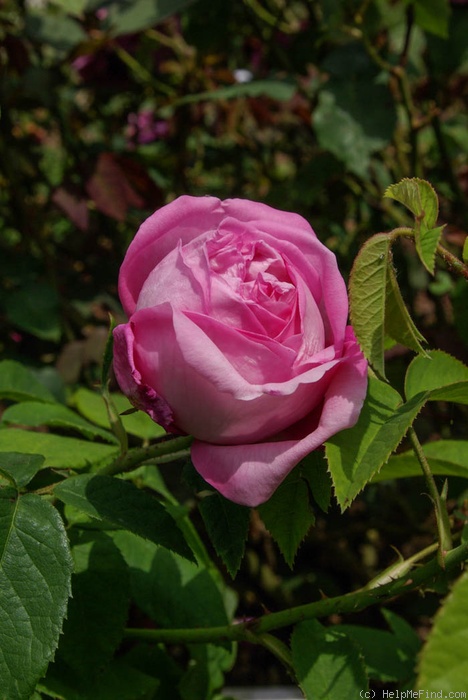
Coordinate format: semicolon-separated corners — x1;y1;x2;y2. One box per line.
86;152;145;221
52;186;89;231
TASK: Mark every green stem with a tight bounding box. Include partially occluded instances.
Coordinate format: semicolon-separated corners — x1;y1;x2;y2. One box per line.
98;436;194;476
408;426;452;564
124;539;468;645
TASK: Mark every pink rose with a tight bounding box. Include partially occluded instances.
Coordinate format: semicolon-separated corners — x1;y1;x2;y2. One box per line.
113;196;368;506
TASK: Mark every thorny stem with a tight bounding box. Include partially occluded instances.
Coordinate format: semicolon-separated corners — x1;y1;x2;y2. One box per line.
98;435;194;476
408;426;453;566
124;539;468;645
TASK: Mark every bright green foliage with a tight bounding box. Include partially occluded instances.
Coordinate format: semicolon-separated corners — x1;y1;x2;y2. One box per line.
0;452;45;488
0;429;118;469
258;462;316;567
375;439;468;482
291;620;368;699
0;491;72;700
326;376;425;510
463;236;468;264
417;571;468;691
349;233;425;377
405;349;468;401
1;401;117;444
385;178;444;273
385;263;427;354
199;493;250;577
73;387;166;440
349;234;391;377
385;177;439;229
54;474;194;561
0;360;56;403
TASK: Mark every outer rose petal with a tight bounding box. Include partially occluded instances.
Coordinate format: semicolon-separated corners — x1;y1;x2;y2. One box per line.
118;196;320;317
113;322;175;431
191;329;368;506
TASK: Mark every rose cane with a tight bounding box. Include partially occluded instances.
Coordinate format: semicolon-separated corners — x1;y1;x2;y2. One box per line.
113;197;367;506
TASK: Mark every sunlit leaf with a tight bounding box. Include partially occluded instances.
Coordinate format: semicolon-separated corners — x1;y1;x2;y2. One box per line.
405;350;468;400
326;376;425;510
0;360;56;403
373;440;468;482
1;401;117;444
417;571;468;691
0;429;118;470
349;233;391;377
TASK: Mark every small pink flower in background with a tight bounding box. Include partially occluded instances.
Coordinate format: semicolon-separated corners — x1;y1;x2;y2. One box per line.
126;109;169;145
113;197;368;506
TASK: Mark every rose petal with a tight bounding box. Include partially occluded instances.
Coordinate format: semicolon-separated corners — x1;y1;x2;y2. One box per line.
191;330;368;506
113;322;175;431
119;196;224;315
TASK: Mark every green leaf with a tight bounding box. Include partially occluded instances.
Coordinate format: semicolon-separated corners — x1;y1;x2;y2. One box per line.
4;282;62;342
385;178;442;273
314;90;372;177
385;263;426;353
339;624;416;682
300;451;332;513
373;440;468;482
405;349;468;401
462;235;468;264
25;10;87;53
107;0;197;35
258;464;316;568
55;532;129;679
381;608;421;658
179;643;235;700
54;474;194;561
0;452;45;488
0;360;56;403
198;494;250;577
112;531;231;630
385;177;439;228
175;79;296;106
417;570;468;691
291;620;368;699
349;233;391;377
73;387;166;440
326;376;426;510
416;225;445;275
0;491;72;700
48;0;89;16
0;429;118;470
411;0;451;39
42;658;159;700
1;401;117;444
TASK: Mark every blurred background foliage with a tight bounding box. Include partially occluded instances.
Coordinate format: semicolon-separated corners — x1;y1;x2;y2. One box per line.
1;0;468;688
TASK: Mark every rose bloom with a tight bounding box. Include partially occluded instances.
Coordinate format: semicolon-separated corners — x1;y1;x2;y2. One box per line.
113;197;368;506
